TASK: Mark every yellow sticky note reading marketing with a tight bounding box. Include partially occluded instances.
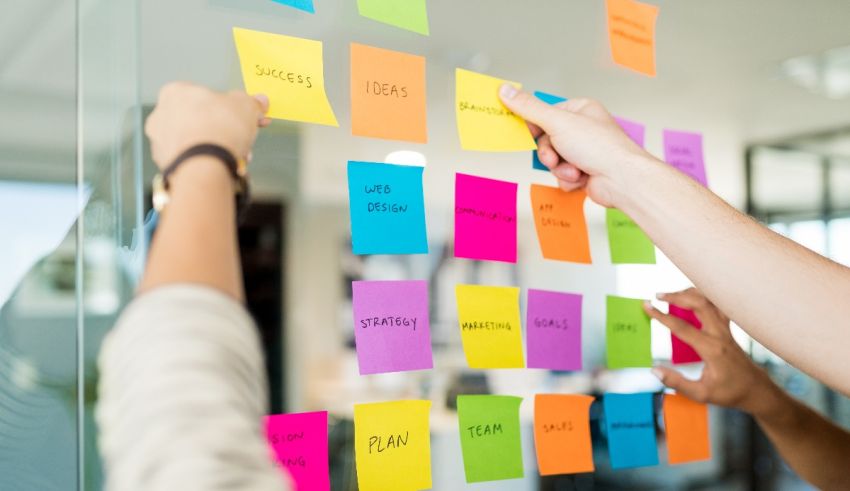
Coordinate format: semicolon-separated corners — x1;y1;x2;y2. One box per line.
354;400;432;491
456;285;525;368
455;68;537;152
233;27;338;126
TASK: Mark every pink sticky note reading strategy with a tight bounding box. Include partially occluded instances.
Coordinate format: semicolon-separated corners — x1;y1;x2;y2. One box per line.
669;304;702;364
615;116;646;148
526;289;583;370
352;280;433;375
265;411;330;491
664;130;708;187
454;173;518;263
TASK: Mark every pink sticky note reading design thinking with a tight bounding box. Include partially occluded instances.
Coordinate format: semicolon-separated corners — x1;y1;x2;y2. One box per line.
669;304;703;364
614;116;646;147
526;289;583;370
265;411;330;491
663;129;708;187
454;173;518;263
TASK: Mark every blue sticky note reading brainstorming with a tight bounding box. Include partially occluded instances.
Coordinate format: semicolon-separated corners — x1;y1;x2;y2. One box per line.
347;161;428;255
532;91;568;171
603;392;659;469
271;0;315;13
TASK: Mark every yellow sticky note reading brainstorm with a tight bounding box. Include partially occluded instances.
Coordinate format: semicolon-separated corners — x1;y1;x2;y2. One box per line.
233;27;338;126
455;285;525;368
455;68;537;152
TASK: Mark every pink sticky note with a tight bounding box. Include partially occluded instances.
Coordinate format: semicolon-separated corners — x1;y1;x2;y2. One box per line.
615;116;645;148
669;304;702;364
526;289;582;370
454;173;518;263
352;280;433;374
265;411;330;491
663;130;708;187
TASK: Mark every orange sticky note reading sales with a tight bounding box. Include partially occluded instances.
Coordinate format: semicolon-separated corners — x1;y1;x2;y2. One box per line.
350;43;427;143
530;185;591;264
663;393;711;464
606;0;659;76
534;394;595;475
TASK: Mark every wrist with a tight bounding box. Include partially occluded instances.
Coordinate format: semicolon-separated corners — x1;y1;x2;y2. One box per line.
742;374;792;423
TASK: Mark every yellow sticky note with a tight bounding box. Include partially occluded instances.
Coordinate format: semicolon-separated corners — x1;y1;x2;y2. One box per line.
232;27;338;126
354;400;432;491
455;285;525;368
455;68;537;152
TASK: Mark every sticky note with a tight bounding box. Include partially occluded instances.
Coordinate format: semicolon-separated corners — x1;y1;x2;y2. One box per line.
270;0;315;13
526;289;583;371
606;295;651;368
454;173;517;262
530;185;591;264
669;304;703;364
532;91;568;171
663;393;711;464
455;284;524;369
232;27;337;126
533;394;595;475
347;161;428;255
664;130;708;187
265;411;330;490
603;393;658;468
614;116;645;147
457;395;524;483
606;208;655;264
455;68;537;152
605;0;659;76
350;43;427;143
354;400;432;490
352;280;433;375
356;0;429;35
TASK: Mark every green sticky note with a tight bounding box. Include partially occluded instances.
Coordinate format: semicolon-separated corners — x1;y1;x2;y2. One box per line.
606;208;656;264
606;295;652;368
356;0;430;35
457;395;524;483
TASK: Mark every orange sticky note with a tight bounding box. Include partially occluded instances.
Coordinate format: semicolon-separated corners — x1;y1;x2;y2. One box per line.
350;43;427;143
533;394;595;475
663;393;711;464
530;185;591;263
605;0;659;76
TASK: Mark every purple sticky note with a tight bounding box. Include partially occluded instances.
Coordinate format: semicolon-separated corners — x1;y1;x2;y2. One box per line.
663;130;708;187
526;289;583;370
669;304;703;364
265;411;330;491
614;116;645;148
454;173;518;263
352;280;433;374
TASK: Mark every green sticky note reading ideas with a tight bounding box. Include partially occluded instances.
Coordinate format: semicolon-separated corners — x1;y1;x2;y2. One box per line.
356;0;430;35
457;395;524;483
606;295;652;368
606;208;656;264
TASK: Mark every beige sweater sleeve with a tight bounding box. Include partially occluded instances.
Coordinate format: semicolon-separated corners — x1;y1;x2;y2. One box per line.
97;285;291;491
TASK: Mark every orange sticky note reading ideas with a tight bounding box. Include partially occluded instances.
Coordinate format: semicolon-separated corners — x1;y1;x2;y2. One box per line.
534;394;595;475
606;0;659;76
663;393;711;464
530;185;591;264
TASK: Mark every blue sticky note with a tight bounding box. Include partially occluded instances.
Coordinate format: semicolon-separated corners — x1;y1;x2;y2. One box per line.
271;0;315;13
532;91;568;171
347;161;428;255
603;392;659;469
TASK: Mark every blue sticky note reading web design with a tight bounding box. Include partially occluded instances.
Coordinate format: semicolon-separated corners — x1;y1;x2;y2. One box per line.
271;0;315;13
603;392;659;469
532;91;568;171
347;161;428;255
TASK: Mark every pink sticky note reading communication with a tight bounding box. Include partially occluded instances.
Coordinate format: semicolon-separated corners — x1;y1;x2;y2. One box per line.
454;173;518;263
669;304;702;364
526;289;583;370
663;130;708;187
614;116;646;148
265;411;330;491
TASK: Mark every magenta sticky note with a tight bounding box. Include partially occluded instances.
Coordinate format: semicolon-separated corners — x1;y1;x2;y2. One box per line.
615;116;646;148
663;130;708;187
454;173;518;263
669;304;702;364
526;289;583;370
264;411;330;491
352;280;433;374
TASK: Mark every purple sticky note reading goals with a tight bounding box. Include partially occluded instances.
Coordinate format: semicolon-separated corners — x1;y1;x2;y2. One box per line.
669;304;702;364
454;173;518;263
526;289;583;370
663;129;708;187
614;116;646;148
352;280;433;375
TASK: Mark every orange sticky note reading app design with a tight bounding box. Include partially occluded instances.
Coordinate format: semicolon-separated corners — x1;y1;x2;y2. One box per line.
663;393;711;464
534;394;595;475
530;185;591;264
606;0;659;76
350;43;427;143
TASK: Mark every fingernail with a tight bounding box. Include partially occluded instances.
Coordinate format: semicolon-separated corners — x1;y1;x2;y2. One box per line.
656;293;667;300
499;83;518;100
651;368;665;381
643;301;654;311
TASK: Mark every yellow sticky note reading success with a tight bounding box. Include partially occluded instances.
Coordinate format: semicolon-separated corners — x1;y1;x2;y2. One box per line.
456;285;525;368
233;27;338;126
455;68;537;152
354;400;432;491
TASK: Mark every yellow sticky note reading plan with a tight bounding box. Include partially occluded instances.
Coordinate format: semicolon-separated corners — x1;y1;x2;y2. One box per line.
455;68;537;152
233;27;338;126
456;285;525;368
354;400;432;491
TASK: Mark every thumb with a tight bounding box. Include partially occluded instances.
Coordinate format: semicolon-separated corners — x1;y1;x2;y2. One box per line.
651;366;707;403
499;84;567;134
